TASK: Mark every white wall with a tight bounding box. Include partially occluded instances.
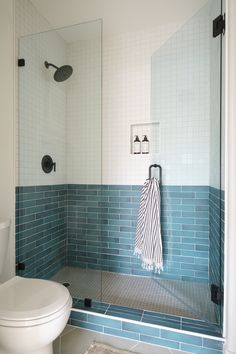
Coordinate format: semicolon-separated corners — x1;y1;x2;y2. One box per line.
15;0;52;186
0;0;15;281
66;35;102;185
16;0;211;187
16;0;67;186
30;0;208;38
151;4;210;186
18;31;67;186
102;5;210;185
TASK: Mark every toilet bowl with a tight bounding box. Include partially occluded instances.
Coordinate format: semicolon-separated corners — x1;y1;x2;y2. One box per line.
0;276;72;354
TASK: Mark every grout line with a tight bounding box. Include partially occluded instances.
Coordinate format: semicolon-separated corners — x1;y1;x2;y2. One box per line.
60;326;77;339
140;310;144;322
129;342;140;352
105;304;111;315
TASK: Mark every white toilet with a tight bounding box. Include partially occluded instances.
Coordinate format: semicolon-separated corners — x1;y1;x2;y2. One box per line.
0;218;72;354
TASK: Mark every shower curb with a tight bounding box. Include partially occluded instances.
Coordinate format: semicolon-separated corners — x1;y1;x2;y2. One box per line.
69;308;224;354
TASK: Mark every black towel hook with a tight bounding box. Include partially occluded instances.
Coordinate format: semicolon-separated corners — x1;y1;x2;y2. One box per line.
148;164;162;184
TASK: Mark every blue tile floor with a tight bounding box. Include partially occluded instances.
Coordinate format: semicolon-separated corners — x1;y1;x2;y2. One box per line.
52;267;218;328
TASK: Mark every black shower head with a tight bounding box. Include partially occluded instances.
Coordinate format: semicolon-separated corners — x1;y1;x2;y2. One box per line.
44;61;73;82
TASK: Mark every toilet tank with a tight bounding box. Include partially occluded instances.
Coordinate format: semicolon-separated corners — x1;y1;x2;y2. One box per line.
0;219;10;276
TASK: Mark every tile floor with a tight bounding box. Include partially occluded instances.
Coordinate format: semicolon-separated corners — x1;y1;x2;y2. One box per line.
53;325;188;354
52;267;216;322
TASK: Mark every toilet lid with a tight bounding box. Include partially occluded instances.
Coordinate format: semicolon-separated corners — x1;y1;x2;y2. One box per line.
0;276;70;321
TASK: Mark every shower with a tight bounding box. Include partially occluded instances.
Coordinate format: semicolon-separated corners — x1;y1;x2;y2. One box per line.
17;10;224;343
44;61;73;82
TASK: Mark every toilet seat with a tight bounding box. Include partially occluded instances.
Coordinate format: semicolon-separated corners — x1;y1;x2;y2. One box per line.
0;276;71;327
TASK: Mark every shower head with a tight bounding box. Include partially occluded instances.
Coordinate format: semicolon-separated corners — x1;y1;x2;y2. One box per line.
44;61;73;82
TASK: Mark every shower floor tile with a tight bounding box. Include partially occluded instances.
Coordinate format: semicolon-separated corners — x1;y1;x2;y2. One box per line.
51;266;216;323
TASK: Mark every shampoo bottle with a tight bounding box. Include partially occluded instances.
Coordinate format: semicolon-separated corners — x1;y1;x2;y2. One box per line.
142;135;149;154
133;135;141;154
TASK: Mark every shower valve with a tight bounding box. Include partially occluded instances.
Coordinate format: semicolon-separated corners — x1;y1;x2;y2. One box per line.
41;155;56;173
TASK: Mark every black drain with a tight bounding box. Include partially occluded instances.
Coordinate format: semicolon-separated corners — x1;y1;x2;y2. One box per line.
62;282;71;288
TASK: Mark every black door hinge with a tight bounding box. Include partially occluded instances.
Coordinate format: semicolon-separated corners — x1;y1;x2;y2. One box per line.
213;14;225;38
84;298;92;308
18;58;25;67
211;284;223;305
16;262;25;271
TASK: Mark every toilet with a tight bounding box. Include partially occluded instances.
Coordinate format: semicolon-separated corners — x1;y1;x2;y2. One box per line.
0;218;72;354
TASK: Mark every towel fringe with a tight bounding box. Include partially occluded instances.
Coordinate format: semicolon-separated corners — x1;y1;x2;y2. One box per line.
134;248;163;274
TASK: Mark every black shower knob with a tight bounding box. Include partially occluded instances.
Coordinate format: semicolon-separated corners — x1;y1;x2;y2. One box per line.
41;155;56;173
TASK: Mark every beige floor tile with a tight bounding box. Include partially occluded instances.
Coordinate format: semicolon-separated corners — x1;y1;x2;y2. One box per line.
53;336;60;354
100;332;140;351
131;342;171;354
55;326;188;354
61;325;77;337
59;327;103;354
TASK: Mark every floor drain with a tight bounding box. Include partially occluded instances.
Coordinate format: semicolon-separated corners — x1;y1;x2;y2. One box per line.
62;282;70;288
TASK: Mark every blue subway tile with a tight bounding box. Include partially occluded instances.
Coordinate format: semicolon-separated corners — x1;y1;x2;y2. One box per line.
104;327;139;340
71;319;103;332
140;335;179;349
161;329;202;346
132;185;142;191
87;315;121;329
123;322;160;337
109;185;132;191
203;339;223;350
180;343;222;354
70;311;88;322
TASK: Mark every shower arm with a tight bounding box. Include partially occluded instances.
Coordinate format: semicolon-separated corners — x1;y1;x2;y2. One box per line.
44;61;59;70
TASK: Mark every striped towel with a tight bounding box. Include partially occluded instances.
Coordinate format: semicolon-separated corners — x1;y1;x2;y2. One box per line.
134;177;163;273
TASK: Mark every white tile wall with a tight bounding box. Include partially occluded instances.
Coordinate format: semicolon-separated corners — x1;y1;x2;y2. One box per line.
102;26;183;186
16;0;67;186
18;30;67;186
151;4;211;185
66;36;102;185
66;22;183;185
15;0;102;186
16;0;219;187
101;4;212;185
15;0;51;186
15;0;50;38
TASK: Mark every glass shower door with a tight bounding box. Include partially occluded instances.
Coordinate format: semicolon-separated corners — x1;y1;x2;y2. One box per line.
149;0;224;329
16;20;103;305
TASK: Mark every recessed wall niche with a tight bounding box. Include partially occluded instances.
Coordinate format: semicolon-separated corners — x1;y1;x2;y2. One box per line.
130;122;160;155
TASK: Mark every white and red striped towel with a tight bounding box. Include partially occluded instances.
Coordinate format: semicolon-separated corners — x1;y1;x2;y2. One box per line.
134;177;163;273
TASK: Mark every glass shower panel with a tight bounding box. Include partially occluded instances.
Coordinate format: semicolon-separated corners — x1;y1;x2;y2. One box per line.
16;20;102;303
95;0;223;334
209;0;224;330
150;0;223;328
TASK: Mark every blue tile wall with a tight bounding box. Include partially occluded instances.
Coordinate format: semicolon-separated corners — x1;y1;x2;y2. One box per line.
67;184;210;282
16;185;67;279
209;187;224;327
16;184;223;289
69;309;224;354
